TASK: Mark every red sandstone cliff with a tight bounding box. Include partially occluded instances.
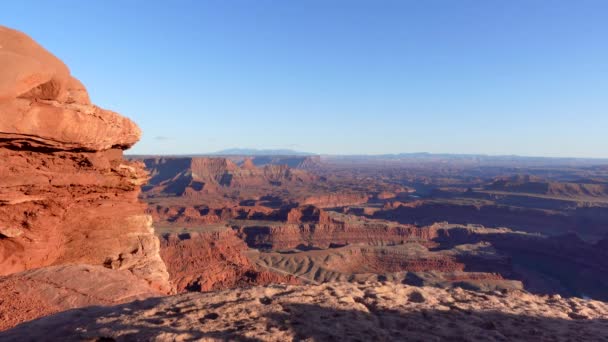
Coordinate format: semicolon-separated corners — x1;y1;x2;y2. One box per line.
160;231;298;292
142;157;316;198
0;26;170;292
237;213;438;250
286;205;333;224
301;193;369;208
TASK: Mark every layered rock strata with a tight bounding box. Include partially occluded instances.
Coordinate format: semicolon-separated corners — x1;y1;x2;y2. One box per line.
302;193;369;208
237;213;438;250
160;231;298;292
371;200;608;238
0;26;170;292
142;157;316;198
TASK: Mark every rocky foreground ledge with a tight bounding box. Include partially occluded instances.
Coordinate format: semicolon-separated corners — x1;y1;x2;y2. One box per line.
0;24;171;330
2;282;607;341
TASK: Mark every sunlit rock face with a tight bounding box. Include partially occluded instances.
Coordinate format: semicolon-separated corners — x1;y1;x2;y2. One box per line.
0;25;170;293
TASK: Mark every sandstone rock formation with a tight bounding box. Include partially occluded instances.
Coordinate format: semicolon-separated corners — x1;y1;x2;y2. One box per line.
241;157;257;170
160;231;298;292
0;27;139;151
2;282;607;341
142;157;316;199
0;264;159;331
228;155;321;169
252;243;520;291
285;205;332;224
486;174;608;198
149;204;281;229
376;191;397;200
370;199;608;238
237;212;437;250
302;192;369;208
0;26;170;292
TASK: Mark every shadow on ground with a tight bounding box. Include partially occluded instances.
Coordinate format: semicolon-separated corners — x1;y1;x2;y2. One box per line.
1;293;607;341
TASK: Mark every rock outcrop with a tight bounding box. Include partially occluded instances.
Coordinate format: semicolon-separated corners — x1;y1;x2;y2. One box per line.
149;204;282;229
160;231;298;292
0;26;170;292
2;282;607;341
230;155;321;169
302;192;369;208
237;213;437;250
375;191;396;200
370;200;608;238
142;157;316;198
0;264;159;331
0;28;139;151
248;237;521;292
486;175;608;198
433;227;608;300
286;205;332;224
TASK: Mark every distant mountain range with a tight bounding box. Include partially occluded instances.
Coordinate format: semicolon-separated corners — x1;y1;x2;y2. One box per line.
211;148;315;156
329;152;608;162
128;149;608;164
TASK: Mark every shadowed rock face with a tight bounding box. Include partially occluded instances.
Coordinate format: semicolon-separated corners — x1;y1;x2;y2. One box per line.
486;175;608;198
370;200;608;237
0;26;169;292
2;282;607;341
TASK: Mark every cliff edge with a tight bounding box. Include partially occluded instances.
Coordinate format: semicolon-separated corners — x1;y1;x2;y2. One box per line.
0;25;171;329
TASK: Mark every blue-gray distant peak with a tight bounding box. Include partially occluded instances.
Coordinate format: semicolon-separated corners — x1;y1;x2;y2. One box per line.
212;148;315;156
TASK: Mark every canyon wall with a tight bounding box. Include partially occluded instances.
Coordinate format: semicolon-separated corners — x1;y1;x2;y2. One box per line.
433;227;608;300
142;157;316;198
372;201;608;238
301;193;369;208
0;26;170;292
160;231;298;292
237;217;439;250
486;175;608;198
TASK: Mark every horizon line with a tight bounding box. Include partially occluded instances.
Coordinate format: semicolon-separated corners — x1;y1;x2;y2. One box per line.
125;151;608;161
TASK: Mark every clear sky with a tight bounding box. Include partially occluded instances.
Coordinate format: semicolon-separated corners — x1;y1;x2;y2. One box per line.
2;1;607;157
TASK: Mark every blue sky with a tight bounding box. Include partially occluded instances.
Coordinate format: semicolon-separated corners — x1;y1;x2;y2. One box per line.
2;1;607;157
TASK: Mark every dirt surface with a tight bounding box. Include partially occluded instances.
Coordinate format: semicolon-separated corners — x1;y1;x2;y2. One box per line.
2;282;607;341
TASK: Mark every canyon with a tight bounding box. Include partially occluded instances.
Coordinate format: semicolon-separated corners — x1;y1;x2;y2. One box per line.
160;231;298;293
1;25;607;340
138;153;608;301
